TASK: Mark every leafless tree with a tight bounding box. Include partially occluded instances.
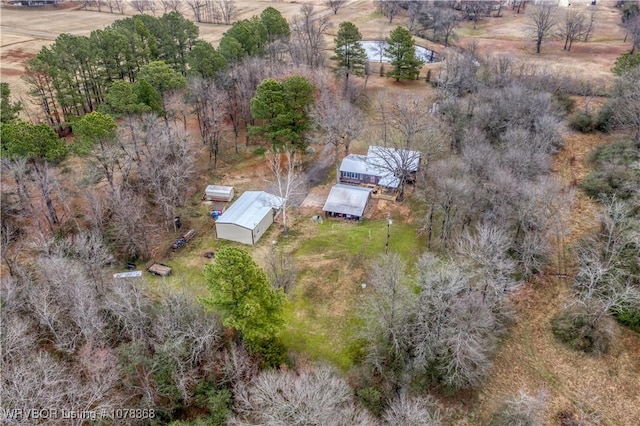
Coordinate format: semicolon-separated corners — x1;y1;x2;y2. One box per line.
137;124;195;229
160;0;181;14
376;0;401;24
217;0;237;24
457;223;518;309
231;365;375;425
107;187;154;259
264;245;298;294
264;148;307;234
326;0;346;15
583;7;597;42
528;3;559;54
312;90;364;182
188;77;228;166
560;8;586;51
383;395;442;426
289;4;331;68
130;0;151;15
359;254;415;390
104;277;153;344
494;388;547;426
623;14;640;54
31;161;60;234
186;0;206;22
609;66;640;146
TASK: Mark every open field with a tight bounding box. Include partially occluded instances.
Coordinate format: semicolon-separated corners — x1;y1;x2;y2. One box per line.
2;1;640;424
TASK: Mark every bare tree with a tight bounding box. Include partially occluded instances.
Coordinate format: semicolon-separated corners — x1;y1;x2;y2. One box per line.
457;223;518;308
623;14;640;54
160;0;181;14
186;0;206;22
312;90;364;183
231;365;375;425
493;388;547;426
376;0;401;23
217;0;237;24
609;65;640;146
130;0;151;15
359;254;415;391
264;148;307;235
188;77;228;167
528;4;559;54
264;245;298;294
560;8;586;51
289;4;331;68
326;0;346;15
383;395;442;426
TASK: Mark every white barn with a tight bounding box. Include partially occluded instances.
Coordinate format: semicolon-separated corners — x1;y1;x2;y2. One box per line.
215;191;283;245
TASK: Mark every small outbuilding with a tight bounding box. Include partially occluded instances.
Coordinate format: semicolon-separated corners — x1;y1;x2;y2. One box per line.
215;191;283;245
204;185;235;202
323;184;373;220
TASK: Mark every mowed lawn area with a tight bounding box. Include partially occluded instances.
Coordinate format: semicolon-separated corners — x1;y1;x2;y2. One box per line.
282;217;424;370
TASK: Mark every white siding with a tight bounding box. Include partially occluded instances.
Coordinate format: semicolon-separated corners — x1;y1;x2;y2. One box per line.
251;210;274;245
215;223;253;245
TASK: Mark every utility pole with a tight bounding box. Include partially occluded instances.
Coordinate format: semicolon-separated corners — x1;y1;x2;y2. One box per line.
385;212;392;254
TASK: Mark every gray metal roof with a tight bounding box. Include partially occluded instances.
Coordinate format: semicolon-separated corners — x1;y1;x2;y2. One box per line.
339;146;420;189
339;154;370;174
323;184;373;217
216;191;283;230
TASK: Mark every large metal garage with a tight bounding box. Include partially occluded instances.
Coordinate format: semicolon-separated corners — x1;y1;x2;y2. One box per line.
214;191;282;245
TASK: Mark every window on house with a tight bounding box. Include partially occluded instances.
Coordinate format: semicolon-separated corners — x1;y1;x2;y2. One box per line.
342;172;360;179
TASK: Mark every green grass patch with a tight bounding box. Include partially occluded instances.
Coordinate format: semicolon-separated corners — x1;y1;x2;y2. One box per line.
296;218;423;261
282;218;423;370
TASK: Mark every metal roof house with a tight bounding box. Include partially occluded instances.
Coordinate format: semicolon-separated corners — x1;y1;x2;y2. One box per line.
215;191;283;245
339;146;420;189
323;184;373;220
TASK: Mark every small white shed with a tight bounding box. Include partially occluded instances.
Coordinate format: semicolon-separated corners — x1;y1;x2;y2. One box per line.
205;185;234;202
215;191;283;245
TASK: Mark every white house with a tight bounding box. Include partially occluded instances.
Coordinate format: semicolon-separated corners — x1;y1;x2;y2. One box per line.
339;146;421;189
215;191;283;245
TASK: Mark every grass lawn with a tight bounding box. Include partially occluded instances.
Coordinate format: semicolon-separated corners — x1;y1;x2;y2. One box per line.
282;218;424;370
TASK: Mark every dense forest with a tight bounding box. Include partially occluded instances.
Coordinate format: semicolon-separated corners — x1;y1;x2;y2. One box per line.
1;1;639;425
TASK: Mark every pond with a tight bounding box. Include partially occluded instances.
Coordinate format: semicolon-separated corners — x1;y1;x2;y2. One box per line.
361;40;438;63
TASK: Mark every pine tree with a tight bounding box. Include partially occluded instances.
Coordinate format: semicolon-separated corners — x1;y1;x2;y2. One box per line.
203;247;286;362
332;21;368;85
384;26;424;82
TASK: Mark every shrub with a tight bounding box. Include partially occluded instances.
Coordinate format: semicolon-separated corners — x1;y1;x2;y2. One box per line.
613;306;640;333
581;139;640;199
252;146;266;156
551;307;614;355
356;386;385;417
553;92;576;115
594;103;614;132
569;111;594;133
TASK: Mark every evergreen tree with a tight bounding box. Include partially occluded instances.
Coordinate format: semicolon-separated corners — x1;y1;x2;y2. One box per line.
332;22;368;85
261;6;290;42
0;83;22;124
203;247;286;363
251;76;315;150
187;40;227;79
384;26;424;82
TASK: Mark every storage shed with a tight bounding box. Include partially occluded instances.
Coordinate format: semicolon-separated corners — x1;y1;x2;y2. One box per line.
205;185;235;202
215;191;283;245
323;184;373;220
